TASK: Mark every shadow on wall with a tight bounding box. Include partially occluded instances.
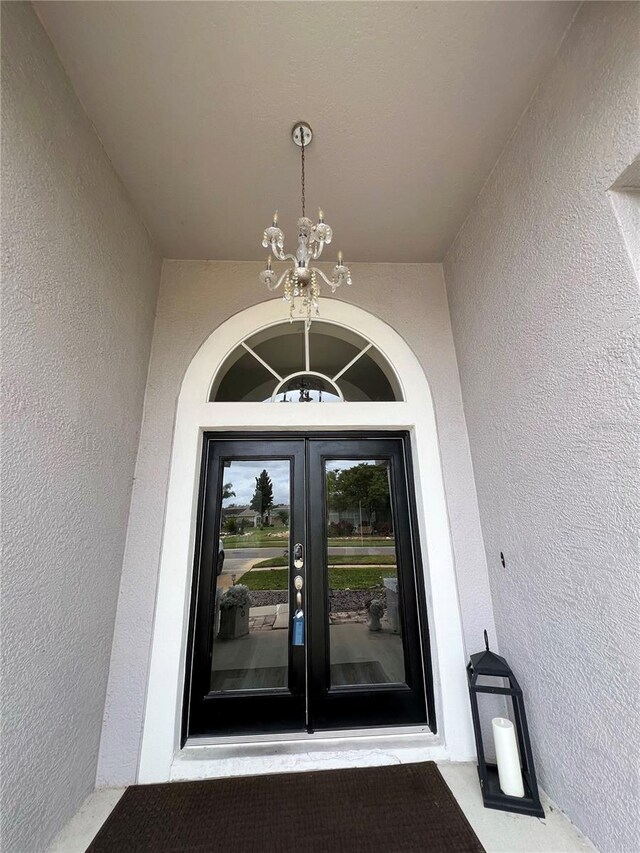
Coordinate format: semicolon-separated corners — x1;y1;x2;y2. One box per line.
608;156;640;282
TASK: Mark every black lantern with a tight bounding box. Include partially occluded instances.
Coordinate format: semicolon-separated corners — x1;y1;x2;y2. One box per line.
467;630;544;817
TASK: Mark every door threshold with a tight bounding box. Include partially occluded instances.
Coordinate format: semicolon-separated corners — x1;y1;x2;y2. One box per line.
184;723;434;749
172;726;445;782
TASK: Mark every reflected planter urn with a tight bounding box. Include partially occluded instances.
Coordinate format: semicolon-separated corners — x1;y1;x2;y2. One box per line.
368;599;385;632
218;585;251;640
218;605;249;639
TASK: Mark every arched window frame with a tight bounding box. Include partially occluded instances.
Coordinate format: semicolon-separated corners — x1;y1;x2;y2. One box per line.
208;319;404;403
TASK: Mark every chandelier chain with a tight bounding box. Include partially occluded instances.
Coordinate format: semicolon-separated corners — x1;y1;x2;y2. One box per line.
300;131;305;218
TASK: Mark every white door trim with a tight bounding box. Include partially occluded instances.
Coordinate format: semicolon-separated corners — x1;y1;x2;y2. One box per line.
138;299;475;783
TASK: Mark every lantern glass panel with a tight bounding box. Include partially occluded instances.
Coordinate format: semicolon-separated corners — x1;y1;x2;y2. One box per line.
475;674;511;690
475;690;511;763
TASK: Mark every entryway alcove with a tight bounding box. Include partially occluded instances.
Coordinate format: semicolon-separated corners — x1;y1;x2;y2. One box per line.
138;299;474;783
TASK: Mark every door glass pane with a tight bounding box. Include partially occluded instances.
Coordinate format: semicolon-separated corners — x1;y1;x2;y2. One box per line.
325;459;406;686
211;459;290;692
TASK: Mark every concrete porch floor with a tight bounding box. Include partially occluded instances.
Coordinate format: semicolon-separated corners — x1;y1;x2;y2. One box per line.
48;763;594;853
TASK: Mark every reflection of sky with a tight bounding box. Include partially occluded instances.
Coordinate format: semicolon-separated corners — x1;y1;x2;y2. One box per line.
222;459;386;506
222;459;290;506
325;459;379;472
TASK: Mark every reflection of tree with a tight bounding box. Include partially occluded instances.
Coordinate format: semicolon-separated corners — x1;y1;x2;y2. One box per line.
328;464;391;527
223;482;236;500
224;516;238;534
250;470;274;520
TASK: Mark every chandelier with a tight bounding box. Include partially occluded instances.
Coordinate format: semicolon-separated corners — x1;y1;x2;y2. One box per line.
259;122;352;324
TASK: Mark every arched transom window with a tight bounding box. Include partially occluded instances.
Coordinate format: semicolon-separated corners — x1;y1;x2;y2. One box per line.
210;320;403;403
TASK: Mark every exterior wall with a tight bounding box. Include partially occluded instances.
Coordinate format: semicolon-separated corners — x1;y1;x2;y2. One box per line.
98;260;494;785
443;4;640;852
0;5;160;852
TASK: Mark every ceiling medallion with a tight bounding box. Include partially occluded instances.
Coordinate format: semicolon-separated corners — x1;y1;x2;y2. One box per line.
259;122;352;325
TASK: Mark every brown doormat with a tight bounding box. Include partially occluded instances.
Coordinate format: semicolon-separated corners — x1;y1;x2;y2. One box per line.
87;762;484;853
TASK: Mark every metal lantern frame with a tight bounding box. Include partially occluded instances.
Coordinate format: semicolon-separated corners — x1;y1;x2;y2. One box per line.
466;631;544;818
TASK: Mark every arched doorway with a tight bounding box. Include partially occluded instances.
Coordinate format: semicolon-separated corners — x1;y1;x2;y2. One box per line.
139;300;473;783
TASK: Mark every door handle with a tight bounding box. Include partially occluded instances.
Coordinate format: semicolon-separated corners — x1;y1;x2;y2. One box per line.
293;544;304;608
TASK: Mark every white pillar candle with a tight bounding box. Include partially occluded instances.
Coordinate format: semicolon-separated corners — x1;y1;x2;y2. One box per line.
492;717;525;797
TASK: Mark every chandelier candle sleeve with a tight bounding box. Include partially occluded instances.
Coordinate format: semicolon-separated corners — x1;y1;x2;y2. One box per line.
492;718;525;797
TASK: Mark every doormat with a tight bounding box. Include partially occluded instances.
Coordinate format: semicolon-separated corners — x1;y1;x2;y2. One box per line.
87;762;484;852
212;665;287;690
331;659;388;684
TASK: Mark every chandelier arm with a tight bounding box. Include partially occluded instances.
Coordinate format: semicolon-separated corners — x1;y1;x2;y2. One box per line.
312;267;336;289
310;241;325;261
267;270;291;292
269;245;295;263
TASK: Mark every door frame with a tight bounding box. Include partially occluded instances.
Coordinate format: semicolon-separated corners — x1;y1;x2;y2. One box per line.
184;432;435;742
138;299;475;784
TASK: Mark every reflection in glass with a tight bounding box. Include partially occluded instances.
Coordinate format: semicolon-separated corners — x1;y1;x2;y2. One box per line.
339;351;396;401
210;459;290;692
272;373;342;403
309;327;364;378
212;347;276;402
325;460;406;686
250;324;305;378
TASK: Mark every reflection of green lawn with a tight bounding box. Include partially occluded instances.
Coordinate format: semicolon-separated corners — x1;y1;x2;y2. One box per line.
241;567;397;591
223;530;289;549
223;530;394;550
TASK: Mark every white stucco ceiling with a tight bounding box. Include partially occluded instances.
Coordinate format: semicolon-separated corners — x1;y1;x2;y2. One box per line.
35;1;577;262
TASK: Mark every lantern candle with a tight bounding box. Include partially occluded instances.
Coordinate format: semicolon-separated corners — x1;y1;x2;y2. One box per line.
492;718;525;797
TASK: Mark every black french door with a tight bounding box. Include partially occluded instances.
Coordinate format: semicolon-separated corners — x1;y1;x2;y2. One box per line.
184;432;434;741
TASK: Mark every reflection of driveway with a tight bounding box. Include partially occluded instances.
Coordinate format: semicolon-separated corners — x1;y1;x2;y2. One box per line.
219;556;256;588
328;546;395;556
227;546;395;559
224;547;284;559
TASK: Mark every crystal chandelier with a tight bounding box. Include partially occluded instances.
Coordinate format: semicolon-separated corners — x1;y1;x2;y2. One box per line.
259;122;352;324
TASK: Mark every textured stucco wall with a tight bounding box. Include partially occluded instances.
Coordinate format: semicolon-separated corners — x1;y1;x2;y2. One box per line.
97;260;494;785
1;4;161;851
443;3;640;851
